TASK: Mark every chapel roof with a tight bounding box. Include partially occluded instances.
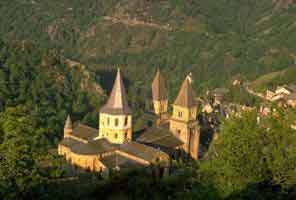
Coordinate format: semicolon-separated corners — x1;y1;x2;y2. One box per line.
152;68;167;101
119;141;168;163
69;138;117;155
137;126;183;148
174;76;196;108
100;68;132;115
64;115;72;129
71;123;98;141
100;153;144;169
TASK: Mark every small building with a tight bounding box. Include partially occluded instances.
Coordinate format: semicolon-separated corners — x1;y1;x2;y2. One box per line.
232;79;241;86
287;93;296;108
265;90;276;101
210;88;229;105
275;84;296;95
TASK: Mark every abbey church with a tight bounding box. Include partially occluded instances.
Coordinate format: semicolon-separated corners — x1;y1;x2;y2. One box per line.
58;68;200;175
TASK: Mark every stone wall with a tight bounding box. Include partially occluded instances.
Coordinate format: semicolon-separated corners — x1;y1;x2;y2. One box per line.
58;144;109;176
153;100;168;115
99;113;132;144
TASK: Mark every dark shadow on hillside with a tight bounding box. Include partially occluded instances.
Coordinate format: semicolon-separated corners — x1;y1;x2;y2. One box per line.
96;69;131;94
39;169;296;200
198;113;216;157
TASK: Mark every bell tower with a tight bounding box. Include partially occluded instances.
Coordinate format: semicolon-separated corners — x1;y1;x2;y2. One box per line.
98;68;132;144
152;68;168;118
169;75;199;160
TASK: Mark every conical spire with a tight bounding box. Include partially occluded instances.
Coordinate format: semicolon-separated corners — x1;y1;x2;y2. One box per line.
152;68;167;101
100;68;131;114
64;115;72;129
174;76;196;108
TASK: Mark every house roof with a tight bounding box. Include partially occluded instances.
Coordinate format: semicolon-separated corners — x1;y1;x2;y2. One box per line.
119;141;168;163
287;84;296;93
137;126;183;148
100;68;132;115
174;76;196;108
152;69;167;101
71;123;98;141
288;93;296;100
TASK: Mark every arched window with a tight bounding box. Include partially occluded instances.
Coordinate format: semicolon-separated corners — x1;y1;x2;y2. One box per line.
107;117;110;125
115;133;118;139
178;111;183;117
115;118;119;126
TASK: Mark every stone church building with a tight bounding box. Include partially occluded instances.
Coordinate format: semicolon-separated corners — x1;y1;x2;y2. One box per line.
58;68;200;175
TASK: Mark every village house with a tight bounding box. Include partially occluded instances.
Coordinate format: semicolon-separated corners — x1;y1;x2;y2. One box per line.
264;84;296;107
287;93;296;108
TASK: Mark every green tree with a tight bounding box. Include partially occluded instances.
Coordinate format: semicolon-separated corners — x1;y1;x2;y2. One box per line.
0;106;46;199
200;109;296;198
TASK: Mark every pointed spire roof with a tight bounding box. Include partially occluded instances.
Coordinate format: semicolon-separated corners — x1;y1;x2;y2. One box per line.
64;115;72;129
174;76;196;108
152;68;167;101
100;68;131;115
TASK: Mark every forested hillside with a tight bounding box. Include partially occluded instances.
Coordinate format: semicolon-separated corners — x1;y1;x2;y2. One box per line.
1;0;296;103
249;67;296;92
0;40;104;140
1;1;296;199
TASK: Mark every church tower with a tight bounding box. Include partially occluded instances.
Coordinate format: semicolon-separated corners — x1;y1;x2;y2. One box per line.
98;68;132;144
169;75;199;160
152;68;168;117
64;115;73;138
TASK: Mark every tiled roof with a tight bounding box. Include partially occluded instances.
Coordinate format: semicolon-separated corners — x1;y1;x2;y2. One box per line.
288;93;296;100
60;137;81;148
174;77;196;108
137;126;183;148
71;123;98;141
152;69;167;101
100;153;144;169
70;138;117;155
119;141;168;163
100;68;131;115
287;84;296;93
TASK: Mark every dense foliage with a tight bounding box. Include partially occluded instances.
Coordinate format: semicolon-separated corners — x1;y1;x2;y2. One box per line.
0;40;102;198
249;67;296;92
1;0;296;101
200;109;296;199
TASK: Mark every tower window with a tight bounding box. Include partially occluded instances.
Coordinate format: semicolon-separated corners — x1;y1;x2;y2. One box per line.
124;117;128;126
178;111;183;117
115;118;119;126
107;118;110;125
